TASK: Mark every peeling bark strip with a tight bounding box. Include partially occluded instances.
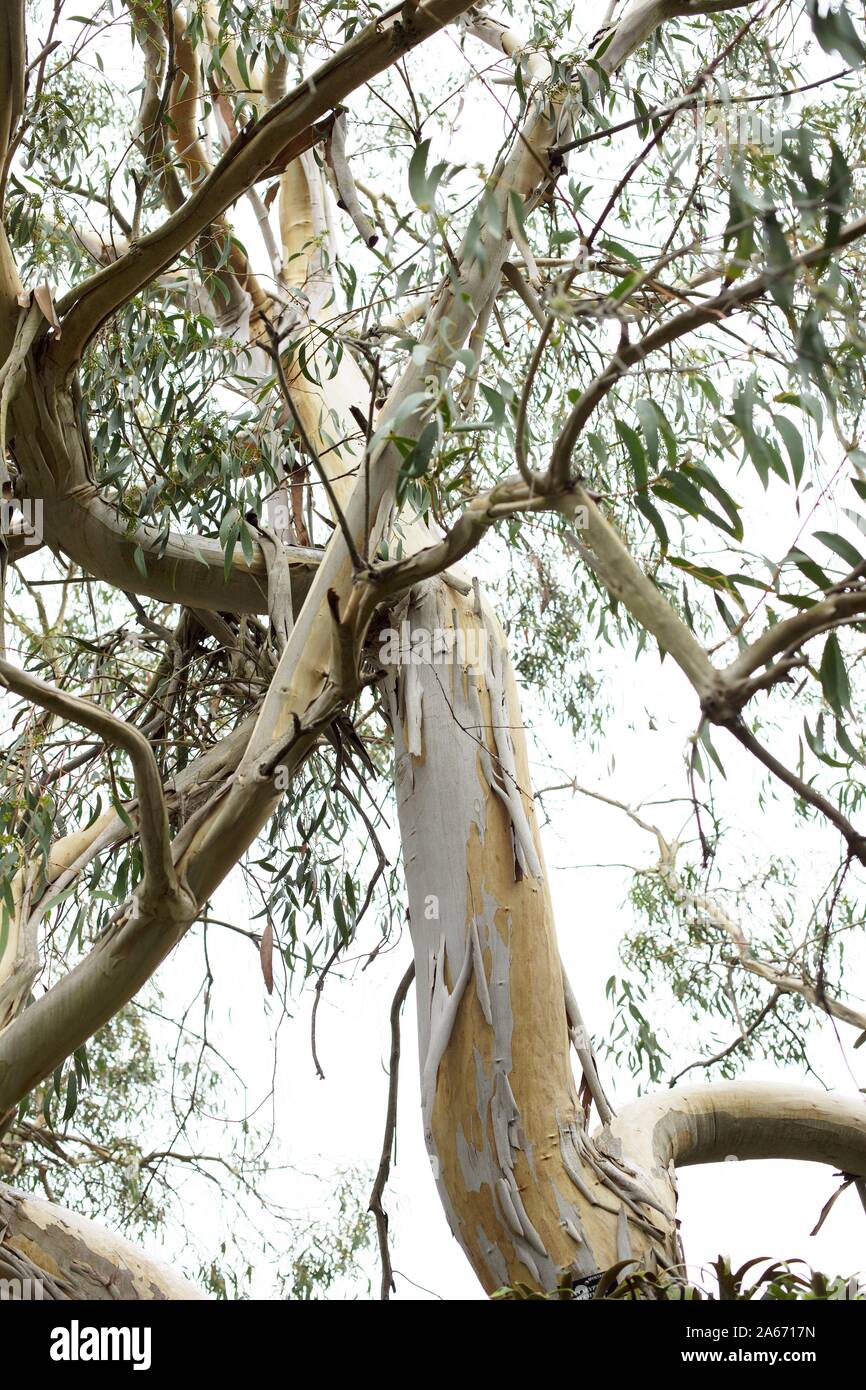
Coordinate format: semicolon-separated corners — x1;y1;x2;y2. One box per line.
384;581;678;1291
324;113;380;248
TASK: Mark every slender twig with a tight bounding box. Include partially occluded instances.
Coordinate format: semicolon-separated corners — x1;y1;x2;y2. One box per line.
553;67;852;158
585;3;770;250
369;960;415;1301
726;718;866;868
668;990;781;1086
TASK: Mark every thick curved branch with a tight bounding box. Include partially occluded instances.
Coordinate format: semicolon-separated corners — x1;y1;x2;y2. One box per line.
40;489;321;616
608;1082;866;1180
0;706;253;1047
0;1185;205;1299
5;256;320;615
725;588;866;686
0;876;197;1116
568;494;717;695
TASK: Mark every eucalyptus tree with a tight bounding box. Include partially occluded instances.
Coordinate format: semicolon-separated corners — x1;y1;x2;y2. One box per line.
2;0;866;1302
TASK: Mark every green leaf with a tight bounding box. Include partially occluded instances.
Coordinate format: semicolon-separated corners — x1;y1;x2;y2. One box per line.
787;547;832;591
683;464;744;540
819;633;851;717
62;1070;78;1124
835;717;863;765
804;714;846;768
633;89;650;139
668;556;745;605
824;141;852;256
396;420;438;503
634;399;660;471
762;211;794;313
813;530;863;569
408;139;432;209
807;0;866;68
508;191;527;236
333;894;350;944
617;418;647;488
600;238;643;269
634;492;669;550
724;174;757;273
698;719;726;778
773;415;805;486
610;271;641;301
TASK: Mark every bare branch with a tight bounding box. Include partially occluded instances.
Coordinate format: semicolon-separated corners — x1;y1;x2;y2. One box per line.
369;960;415;1301
324;111;380;249
726;718;866;868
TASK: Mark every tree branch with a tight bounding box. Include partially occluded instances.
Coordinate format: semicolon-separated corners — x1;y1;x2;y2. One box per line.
609;1081;866;1178
0;657;178;900
0;1;26;210
52;0;478;366
549;213;866;487
0;1185;205;1299
570;781;866;1045
725;717;866;867
724;590;866;687
369;959;415;1301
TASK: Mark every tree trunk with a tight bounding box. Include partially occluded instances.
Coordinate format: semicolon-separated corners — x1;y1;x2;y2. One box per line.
385;580;679;1291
